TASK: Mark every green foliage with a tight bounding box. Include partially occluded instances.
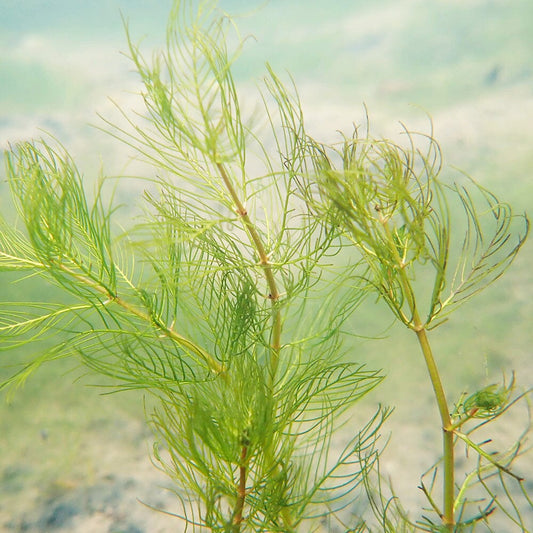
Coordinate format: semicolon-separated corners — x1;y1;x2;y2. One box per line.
0;1;385;531
302;124;528;330
460;377;514;419
300;86;530;531
1;1;531;531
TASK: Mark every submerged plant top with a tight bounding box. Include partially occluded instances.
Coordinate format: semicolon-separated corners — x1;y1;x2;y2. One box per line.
0;2;386;531
304;128;528;330
0;1;530;532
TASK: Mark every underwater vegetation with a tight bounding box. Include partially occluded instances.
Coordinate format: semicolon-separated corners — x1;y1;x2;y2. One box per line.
1;1;531;531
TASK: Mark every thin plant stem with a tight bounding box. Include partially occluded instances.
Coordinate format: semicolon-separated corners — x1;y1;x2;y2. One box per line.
232;444;248;531
454;430;524;482
215;161;282;381
54;261;224;375
414;326;455;530
214;162;286;527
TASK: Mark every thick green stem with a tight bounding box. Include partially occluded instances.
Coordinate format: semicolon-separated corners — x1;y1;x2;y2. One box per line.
380;217;455;529
414;325;455;530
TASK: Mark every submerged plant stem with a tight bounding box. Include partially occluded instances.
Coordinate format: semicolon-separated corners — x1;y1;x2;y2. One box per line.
414;325;455;531
381;217;455;529
55;261;224;374
214;161;287;527
233;444;248;531
216;161;282;381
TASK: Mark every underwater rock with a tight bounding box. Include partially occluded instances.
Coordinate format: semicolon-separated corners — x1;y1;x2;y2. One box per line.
36;501;80;529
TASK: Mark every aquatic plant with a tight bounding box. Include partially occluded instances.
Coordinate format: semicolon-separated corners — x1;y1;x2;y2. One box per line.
299;117;530;530
1;1;530;531
0;2;385;531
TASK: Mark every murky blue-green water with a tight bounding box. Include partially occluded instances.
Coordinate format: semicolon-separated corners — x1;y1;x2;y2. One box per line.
2;1;531;143
1;1;532;531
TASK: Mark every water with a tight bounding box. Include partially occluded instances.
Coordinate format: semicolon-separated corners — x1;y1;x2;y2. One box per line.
2;0;531;138
1;1;532;531
1;1;532;192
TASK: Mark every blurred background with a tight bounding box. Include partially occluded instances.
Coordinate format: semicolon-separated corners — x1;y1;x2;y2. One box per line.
1;0;532;531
